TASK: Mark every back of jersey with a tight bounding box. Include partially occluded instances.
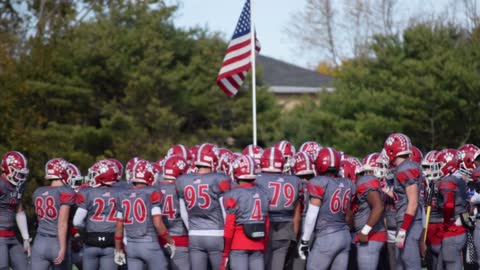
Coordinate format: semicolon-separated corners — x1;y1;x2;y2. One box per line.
33;185;76;236
256;173;302;222
0;178;23;230
308;176;355;237
176;172;231;231
77;186;117;232
116;186;161;242
223;185;269;225
354;175;384;233
156;182;187;236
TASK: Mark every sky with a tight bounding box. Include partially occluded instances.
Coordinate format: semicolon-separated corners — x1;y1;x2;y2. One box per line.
171;0;466;70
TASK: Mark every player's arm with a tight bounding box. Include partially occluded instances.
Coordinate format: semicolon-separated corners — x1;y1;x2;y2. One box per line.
293;200;301;237
54;205;70;265
73;191;87;228
402;184;419;230
16;203;31;256
362;191;384;235
153;215;174;245
114;219;124;251
301;197;321;242
179;198;189;230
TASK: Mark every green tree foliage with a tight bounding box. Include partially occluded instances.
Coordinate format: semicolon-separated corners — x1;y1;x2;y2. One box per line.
279;23;480;157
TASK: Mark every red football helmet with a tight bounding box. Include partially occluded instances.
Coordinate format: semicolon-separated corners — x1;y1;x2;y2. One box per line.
1;151;29;186
130;160;156;185
194;143;219;168
340;157;362;183
383;133;412;164
162;155;188;180
108;158;124;181
435;149;459;178
315;147;341;175
167;144;192;162
457;144;480;180
409;146;423;164
67;163;84;189
299;141;322;160
242;144;264;166
232;155;257;180
155;157;166;174
362;152;388;178
125;157;143;182
292;152;316;176
260;147;285;173
217;150;234;174
45;158;70;184
88;160;118;187
421;150;439;181
150;162;163;181
274;140;296;159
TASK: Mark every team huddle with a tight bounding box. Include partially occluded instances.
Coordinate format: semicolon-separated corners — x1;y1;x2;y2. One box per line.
1;133;479;270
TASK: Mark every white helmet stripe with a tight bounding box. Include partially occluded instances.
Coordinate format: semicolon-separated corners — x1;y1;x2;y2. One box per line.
328;147;334;167
270;147;275;166
197;144;206;164
181;145;187;159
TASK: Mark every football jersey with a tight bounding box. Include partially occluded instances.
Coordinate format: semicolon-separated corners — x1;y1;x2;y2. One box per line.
33;185;76;236
392;160;424;224
301;182;309;218
115;186;162;242
255;173;302;222
307;176;356;237
0;177;24;230
438;175;467;220
223;184;269;225
354;175;384;233
76;186;118;233
156;181;187;236
176;172;231;231
428;181;443;223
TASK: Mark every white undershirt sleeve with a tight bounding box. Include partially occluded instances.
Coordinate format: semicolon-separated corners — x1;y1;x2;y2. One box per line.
179;198;189;230
301;203;320;241
73;208;88;228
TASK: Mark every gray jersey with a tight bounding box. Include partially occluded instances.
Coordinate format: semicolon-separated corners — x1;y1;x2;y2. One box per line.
156;181;188;236
392;160;424;224
255;173;302;222
76;186;117;232
429;181;443;223
33;185;76;236
115;186;162;242
176;172;231;231
0;177;24;230
223;184;269;225
354;175;385;233
308;176;356;236
438;175;467;220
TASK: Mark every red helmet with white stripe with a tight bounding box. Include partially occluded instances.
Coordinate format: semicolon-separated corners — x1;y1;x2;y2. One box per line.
167;144;192;163
274;140;296;159
1;151;29;186
242;144;264;166
340;157;362;183
125;157;143;182
45;158;69;184
457;144;480;180
162;155;188;180
409;146;423;164
382;133;412;164
362;152;388;178
299;141;322;160
292;152;316;176
315;147;341;175
435;149;459;178
108;158;124;181
260;147;285;173
194;143;219;168
130;160;156;186
217;149;234;174
88;160;118;187
421;150;439;181
67;163;84;189
232;155;257;180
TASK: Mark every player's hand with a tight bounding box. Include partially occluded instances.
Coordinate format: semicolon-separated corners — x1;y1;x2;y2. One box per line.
53;247;66;265
114;249;127;266
298;240;309;260
23;239;31;257
164;242;176;259
358;233;369;244
395;229;407;249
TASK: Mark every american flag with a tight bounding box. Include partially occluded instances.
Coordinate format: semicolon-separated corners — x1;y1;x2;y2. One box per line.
216;0;261;97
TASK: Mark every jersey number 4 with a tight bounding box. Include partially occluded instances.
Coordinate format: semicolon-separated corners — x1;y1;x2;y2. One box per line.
268;182;295;208
184;184;211;209
329;189;351;214
91;198;116;222
35;196;57;220
162;195;177;220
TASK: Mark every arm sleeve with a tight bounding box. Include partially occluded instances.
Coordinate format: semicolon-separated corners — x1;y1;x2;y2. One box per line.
179;198;189;230
16;211;29;240
73;208;88;228
301;203;320;241
219;196;226;223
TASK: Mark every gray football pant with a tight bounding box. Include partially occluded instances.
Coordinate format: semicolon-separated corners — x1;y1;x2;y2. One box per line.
169;246;190;270
356;241;384;270
307;230;351;270
395;221;422;270
429;243;443;270
82;245;115;270
439;233;466;270
31;235;64;270
229;250;264;270
126;241;168;270
264;239;290;270
189;235;223;270
0;238;28;270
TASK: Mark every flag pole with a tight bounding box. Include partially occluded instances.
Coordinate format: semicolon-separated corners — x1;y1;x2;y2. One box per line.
249;0;257;146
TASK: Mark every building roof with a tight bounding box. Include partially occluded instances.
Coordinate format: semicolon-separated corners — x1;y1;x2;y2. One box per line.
256;55;334;94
